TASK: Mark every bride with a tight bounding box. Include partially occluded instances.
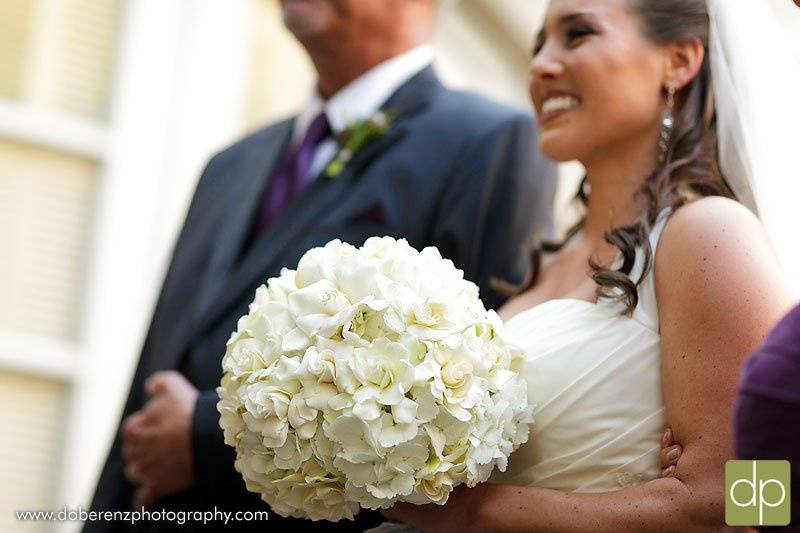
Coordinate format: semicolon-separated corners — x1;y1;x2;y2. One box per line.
383;0;796;530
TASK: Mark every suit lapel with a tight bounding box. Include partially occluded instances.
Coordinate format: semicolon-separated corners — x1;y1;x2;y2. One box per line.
186;67;445;353
190;125;410;342
187;120;294;358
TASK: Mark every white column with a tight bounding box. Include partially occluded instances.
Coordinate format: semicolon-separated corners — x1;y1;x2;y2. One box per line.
57;0;255;528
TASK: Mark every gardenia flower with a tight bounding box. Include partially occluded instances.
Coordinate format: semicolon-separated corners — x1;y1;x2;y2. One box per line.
217;237;533;521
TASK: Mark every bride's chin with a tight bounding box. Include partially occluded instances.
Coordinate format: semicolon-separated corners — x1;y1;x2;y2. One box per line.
539;137;582;163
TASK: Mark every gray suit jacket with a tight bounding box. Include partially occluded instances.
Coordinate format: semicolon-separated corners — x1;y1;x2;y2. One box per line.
86;67;556;532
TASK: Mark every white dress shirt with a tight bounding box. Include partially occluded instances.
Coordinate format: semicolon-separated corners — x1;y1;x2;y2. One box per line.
290;45;435;182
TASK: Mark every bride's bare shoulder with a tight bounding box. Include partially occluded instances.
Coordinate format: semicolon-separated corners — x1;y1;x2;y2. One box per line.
657;196;765;269
664;195;757;231
655;195;790;319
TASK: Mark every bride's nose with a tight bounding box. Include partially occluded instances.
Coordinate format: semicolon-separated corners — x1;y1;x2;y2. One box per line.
530;44;565;81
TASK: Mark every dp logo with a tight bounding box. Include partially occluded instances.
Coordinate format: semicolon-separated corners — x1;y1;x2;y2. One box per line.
726;460;791;526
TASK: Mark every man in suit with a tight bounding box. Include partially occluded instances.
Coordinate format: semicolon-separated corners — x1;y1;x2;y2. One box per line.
86;0;556;531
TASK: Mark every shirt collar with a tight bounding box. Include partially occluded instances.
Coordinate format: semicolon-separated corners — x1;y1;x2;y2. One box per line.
293;44;434;143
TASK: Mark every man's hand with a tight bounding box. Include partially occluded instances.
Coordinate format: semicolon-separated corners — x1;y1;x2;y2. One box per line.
121;371;199;508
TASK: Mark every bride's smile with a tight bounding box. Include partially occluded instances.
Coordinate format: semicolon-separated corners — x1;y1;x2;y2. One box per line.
537;91;581;126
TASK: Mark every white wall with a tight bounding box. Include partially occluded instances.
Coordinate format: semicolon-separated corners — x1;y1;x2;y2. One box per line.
59;0;254;523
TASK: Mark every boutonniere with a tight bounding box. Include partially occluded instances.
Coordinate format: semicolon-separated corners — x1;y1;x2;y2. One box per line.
324;110;396;179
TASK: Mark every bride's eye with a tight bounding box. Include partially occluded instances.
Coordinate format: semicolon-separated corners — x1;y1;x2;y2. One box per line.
564;26;595;47
532;37;545;57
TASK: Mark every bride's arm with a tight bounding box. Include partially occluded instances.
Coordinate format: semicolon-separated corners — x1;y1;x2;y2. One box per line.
384;197;793;532
649;197;791;527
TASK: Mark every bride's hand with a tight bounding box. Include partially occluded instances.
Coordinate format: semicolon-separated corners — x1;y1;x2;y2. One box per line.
658;427;682;478
381;484;487;533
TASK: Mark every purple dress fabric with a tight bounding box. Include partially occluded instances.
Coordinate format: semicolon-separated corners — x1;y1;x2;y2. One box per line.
733;303;800;530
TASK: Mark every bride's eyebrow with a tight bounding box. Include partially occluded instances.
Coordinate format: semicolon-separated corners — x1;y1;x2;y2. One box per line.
559;12;597;25
534;12;599;52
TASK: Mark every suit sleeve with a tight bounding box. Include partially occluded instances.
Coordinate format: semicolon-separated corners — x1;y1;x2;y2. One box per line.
191;390;241;491
431;114;557;310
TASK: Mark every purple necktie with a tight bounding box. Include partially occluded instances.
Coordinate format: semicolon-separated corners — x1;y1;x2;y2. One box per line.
254;112;331;236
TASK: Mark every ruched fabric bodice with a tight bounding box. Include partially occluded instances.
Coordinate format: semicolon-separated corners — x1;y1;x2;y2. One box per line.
493;214;669;492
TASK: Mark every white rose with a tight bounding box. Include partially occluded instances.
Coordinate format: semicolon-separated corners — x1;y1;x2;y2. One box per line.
264;268;297;303
342;301;391;344
405;471;455;505
222;338;272;378
288;279;364;339
350;338;414;412
295;239;356;288
360;236;410;260
333;251;388;303
254;301;295;337
300;345;336;384
416;344;486;421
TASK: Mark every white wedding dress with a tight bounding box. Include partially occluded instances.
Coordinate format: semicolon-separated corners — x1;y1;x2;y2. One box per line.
492;216;669;491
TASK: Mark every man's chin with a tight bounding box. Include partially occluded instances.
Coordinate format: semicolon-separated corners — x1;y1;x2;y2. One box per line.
282;1;332;38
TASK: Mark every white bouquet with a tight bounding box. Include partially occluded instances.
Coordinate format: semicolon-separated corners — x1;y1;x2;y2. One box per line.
216;237;533;521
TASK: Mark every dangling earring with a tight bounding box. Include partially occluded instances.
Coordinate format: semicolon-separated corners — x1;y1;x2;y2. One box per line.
659;85;675;163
